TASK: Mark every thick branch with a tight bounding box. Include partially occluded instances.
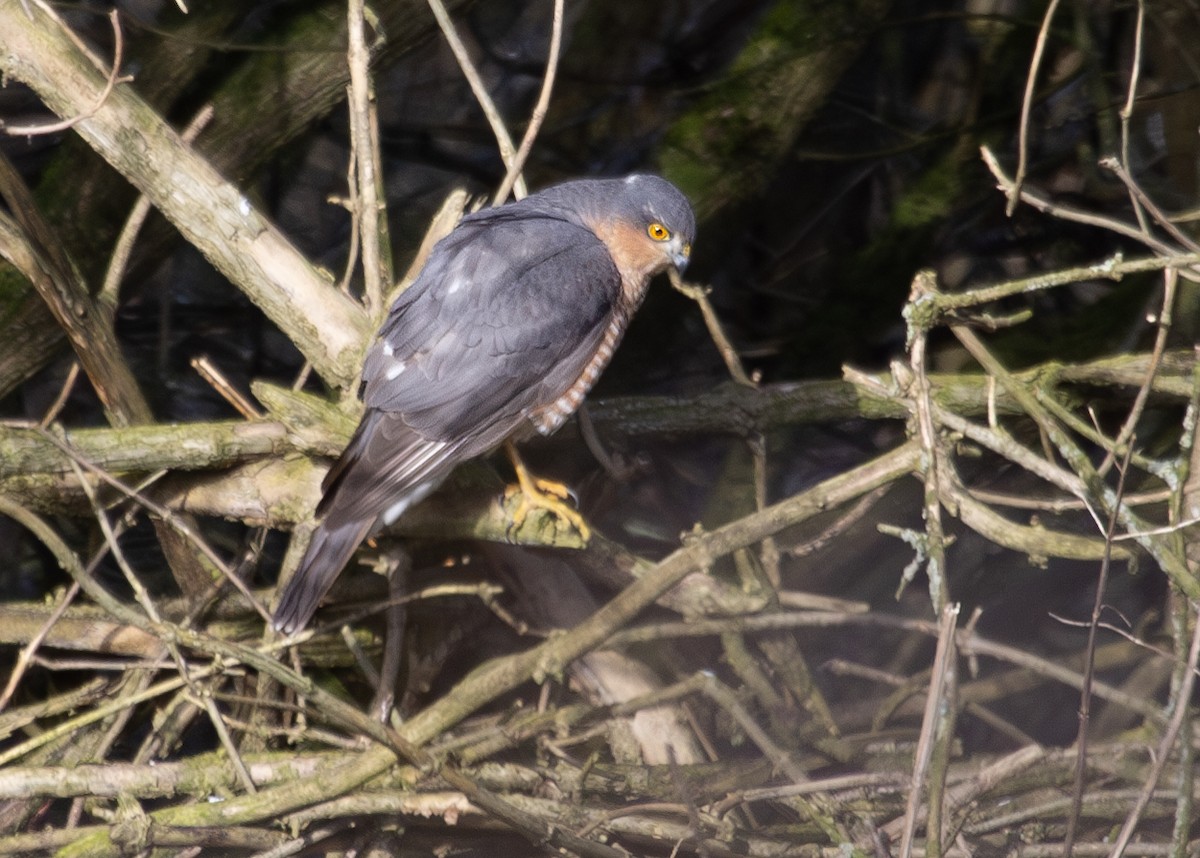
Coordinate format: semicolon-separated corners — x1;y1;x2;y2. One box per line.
0;4;371;388
0;351;1190;517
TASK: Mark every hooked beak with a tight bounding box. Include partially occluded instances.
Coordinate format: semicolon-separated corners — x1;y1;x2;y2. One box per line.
671;238;692;273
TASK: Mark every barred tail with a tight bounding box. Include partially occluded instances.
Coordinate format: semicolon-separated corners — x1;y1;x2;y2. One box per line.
272;516;374;634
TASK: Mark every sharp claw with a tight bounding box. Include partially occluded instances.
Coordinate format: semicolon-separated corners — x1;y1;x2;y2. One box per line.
502;480;590;541
502;441;589;541
532;477;579;507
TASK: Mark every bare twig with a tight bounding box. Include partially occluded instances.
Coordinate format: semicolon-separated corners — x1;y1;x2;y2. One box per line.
35;427;267;621
1008;0;1062;215
373;554;410;722
1107;601;1200;858
1065;441;1135;858
63;450;259;795
668;268;753;386
190;355;263;419
347;0;388;314
698;673;843;840
0;582;79;711
905;270;951;612
37;360;81;428
981;147;1200;282
493;0;564;204
1118;0;1148;233
101;104;213;316
427;0;527;199
1102;157;1200;254
896;602;960;858
749;433;780;587
2;9;130;136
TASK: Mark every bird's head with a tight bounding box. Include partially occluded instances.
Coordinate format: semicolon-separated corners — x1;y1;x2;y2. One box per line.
535;174;696;278
613;174;695;274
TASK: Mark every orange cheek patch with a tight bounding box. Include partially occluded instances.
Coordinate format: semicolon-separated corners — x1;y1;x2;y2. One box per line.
589;219;667;285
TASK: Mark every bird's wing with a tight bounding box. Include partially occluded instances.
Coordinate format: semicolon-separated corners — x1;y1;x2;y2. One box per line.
315;409;452;525
275;412;454;634
318;210;623;527
361;209;622;452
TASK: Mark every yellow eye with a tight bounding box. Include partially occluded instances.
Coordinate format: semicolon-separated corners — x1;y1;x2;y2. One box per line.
647;222;670;241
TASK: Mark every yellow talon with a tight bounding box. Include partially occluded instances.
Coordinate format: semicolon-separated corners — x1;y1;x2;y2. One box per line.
503;442;591;541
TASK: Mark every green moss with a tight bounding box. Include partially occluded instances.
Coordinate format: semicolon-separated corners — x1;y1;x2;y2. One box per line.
0;266;34;329
893;158;963;230
661;0;891;219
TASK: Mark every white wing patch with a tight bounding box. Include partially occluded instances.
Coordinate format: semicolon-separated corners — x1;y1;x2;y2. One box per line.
377;441;451;526
380;479;438;526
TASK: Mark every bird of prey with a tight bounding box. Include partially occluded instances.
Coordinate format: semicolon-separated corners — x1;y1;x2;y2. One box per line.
273;175;695;633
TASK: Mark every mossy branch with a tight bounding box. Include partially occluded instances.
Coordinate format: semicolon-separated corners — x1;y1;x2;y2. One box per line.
0;3;372;388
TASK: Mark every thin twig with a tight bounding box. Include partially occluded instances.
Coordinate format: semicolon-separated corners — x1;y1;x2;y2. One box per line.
1102;157;1200;254
1008;0;1061;215
64;452;260;795
347;0;387;314
0;582;79;711
698;673;844;841
2;9;131;136
38;361;81;428
493;0;564;204
966;486;1168;514
101;104;214;315
981;146;1200;282
373;553;409;722
190;355;263;419
1107;601;1200;858
1065;441;1134;858
1095;267;1175;477
896;602;960;858
1118;0;1147;232
905;270;950;613
427;0;526;199
749;433;780;588
35;427;268;621
668;268;753;386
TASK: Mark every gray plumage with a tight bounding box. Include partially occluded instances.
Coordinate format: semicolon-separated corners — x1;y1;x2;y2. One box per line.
273;175;695;633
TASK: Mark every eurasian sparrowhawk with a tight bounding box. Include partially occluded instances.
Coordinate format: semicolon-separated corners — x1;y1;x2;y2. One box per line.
273;175;695;632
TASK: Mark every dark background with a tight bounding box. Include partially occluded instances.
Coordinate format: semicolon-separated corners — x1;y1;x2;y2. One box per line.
1;0;1198;853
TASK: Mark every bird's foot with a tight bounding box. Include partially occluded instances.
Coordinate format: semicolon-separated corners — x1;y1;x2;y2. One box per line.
503;476;591;542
